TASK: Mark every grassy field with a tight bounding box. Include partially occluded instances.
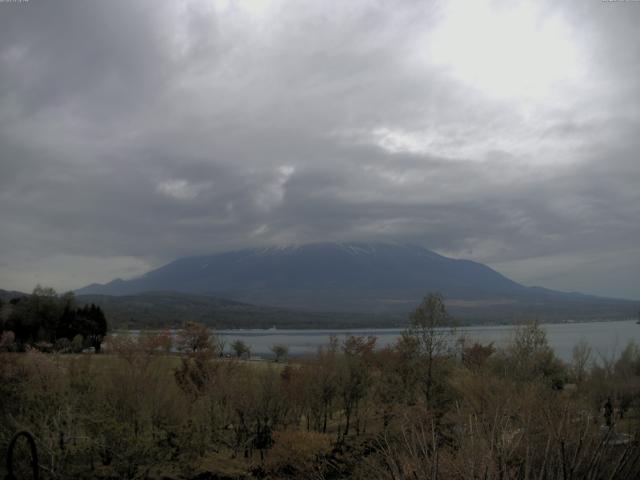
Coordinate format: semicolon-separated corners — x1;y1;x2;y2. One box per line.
53;351;289;373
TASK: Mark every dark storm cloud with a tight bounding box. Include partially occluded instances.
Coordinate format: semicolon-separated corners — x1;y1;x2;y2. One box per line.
0;0;639;298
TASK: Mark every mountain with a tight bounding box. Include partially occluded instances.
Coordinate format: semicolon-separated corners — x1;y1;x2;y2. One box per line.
0;288;28;302
76;242;636;320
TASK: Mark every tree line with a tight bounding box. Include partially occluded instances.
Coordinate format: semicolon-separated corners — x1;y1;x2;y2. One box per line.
0;285;108;353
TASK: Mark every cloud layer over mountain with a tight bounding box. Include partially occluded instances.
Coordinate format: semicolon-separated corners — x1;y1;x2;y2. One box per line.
1;0;639;299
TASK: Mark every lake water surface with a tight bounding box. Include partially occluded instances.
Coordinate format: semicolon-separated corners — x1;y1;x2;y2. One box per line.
216;320;640;362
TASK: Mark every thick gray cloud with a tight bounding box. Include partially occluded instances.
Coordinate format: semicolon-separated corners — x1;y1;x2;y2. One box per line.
1;0;639;299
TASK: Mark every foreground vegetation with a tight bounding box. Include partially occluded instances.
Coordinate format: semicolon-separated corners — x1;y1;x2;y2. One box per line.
2;294;640;479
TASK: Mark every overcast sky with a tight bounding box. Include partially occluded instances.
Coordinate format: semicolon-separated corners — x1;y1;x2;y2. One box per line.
1;0;639;299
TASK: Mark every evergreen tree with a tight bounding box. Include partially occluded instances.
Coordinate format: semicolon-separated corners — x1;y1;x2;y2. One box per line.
4;287;108;352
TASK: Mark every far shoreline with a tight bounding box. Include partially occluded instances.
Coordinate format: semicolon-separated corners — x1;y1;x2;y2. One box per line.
110;316;637;334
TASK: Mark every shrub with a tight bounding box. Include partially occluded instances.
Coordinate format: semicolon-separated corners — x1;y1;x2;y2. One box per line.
261;430;333;477
54;337;71;353
71;334;84;353
0;330;16;352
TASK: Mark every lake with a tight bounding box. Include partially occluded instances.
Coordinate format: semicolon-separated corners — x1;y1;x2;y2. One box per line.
216;319;640;362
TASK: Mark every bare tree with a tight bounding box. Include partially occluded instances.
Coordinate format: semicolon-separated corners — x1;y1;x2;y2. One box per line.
177;321;215;354
406;292;455;404
339;335;376;436
571;339;592;384
216;336;227;357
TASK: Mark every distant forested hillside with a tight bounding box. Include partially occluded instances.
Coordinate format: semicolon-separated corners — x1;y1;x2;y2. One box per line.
76;291;400;330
